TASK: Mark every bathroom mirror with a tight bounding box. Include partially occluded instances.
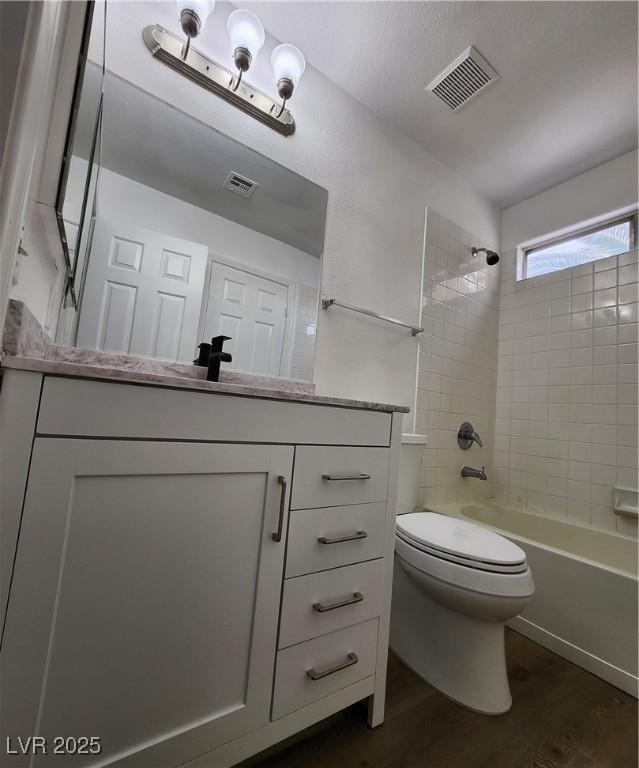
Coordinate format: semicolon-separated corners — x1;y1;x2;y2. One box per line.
58;67;327;382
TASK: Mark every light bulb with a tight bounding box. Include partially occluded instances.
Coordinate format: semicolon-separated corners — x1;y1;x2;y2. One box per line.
177;0;215;37
271;43;306;92
227;9;265;62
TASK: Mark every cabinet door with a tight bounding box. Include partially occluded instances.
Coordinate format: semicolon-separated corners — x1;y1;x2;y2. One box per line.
0;440;293;767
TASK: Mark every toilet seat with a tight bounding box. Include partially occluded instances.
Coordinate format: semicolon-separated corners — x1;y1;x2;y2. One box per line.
394;513;534;599
394;534;535;599
395;530;528;574
396;512;527;574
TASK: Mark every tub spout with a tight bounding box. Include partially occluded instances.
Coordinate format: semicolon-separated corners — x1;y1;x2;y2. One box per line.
461;465;487;480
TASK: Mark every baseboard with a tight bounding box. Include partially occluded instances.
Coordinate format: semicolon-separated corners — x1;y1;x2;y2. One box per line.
508;616;638;699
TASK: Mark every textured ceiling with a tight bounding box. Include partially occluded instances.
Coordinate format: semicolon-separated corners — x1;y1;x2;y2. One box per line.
239;1;638;207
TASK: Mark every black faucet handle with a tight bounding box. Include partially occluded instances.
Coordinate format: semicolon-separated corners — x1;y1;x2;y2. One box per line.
211;335;232;353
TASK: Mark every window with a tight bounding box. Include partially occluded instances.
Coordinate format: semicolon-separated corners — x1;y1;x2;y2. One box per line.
521;213;637;280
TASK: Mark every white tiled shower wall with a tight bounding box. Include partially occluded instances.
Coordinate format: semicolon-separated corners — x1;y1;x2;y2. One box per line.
417;210;500;506
493;249;639;538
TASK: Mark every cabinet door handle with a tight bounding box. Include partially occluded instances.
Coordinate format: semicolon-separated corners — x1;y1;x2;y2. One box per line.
307;652;358;681
272;475;287;542
322;473;371;481
313;591;363;613
318;530;368;545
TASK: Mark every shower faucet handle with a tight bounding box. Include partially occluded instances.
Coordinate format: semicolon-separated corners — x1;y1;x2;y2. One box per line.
458;421;483;450
470;430;483;447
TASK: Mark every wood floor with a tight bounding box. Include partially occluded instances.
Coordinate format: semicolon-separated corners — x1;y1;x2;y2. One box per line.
244;630;638;768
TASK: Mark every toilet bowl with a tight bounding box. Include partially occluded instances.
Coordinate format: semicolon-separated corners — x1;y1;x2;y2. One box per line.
390;511;535;714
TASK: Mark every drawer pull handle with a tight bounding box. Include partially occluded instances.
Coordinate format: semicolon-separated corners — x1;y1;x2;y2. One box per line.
272;475;287;542
313;591;363;613
322;473;371;481
307;652;359;681
318;530;368;545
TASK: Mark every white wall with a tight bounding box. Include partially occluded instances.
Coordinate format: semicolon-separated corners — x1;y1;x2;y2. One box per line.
418;209;500;506
495;152;638;538
97;1;500;415
502;150;638;251
0;2;28;161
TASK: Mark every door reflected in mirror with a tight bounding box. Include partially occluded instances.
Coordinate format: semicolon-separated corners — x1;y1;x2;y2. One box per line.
59;65;326;383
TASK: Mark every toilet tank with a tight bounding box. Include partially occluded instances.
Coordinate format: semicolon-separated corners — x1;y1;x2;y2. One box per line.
397;434;427;515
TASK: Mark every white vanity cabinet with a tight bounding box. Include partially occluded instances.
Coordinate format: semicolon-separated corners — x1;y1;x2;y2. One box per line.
2;439;293;768
0;370;403;768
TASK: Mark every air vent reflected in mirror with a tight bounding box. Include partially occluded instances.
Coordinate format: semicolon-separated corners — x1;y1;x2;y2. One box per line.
223;171;259;199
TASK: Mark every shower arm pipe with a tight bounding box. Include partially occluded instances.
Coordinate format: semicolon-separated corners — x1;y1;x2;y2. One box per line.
321;298;424;336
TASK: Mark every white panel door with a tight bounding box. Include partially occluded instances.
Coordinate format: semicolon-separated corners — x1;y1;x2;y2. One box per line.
0;439;293;768
76;218;208;362
202;261;288;376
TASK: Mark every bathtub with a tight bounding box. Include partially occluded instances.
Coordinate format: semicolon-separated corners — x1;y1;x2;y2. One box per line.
424;501;638;697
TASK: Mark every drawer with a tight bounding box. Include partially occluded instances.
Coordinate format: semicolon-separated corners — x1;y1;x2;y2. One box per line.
286;502;387;578
279;559;384;648
272;618;378;720
291;446;389;510
36;377;392;446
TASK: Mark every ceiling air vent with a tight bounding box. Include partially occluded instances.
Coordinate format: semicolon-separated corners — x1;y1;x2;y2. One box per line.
426;46;499;111
223;172;259;199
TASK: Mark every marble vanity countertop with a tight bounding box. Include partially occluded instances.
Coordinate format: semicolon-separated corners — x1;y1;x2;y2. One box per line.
2;301;410;414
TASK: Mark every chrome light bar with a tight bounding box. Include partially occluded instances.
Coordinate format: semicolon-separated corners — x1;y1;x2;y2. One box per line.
143;24;295;136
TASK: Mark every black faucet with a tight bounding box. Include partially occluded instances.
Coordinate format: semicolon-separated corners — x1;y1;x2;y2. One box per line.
194;336;232;382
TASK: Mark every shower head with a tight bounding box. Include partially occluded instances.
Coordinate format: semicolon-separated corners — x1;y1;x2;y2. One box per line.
471;246;500;266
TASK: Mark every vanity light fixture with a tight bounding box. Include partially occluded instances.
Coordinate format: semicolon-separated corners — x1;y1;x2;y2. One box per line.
143;6;305;135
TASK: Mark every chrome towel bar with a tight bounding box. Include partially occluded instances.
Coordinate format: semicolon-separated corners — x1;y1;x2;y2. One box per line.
321;298;423;336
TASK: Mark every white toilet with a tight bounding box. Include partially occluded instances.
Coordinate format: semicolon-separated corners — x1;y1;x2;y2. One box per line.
391;512;535;714
391;510;535;714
